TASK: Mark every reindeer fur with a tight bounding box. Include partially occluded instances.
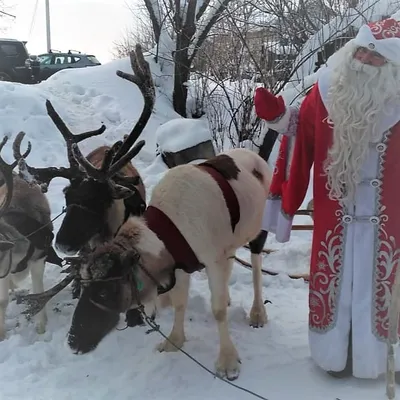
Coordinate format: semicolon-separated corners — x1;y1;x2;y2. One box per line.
78;148;272;379
0;174;52;339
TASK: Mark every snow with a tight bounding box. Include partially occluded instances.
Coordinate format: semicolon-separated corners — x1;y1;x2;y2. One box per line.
156;117;214;153
0;55;392;400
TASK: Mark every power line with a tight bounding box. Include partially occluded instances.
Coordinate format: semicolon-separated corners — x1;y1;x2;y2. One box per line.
29;0;39;38
0;10;16;19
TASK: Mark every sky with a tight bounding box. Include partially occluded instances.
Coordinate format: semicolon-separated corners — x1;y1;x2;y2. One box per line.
1;0;137;64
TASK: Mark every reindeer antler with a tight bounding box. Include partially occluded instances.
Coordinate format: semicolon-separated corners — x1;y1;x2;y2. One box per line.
0;134;31;217
0;136;15;217
15;256;83;316
15;272;76;316
68;43;153;183
13;103;107;191
112;43;155;162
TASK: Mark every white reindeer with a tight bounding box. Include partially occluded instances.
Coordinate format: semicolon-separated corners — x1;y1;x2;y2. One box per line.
0;135;56;339
67;147;272;381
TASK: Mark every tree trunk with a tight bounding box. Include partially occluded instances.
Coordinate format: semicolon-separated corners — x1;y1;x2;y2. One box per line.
173;50;191;117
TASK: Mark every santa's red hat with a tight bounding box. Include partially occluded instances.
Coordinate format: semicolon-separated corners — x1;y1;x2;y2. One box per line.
353;18;400;63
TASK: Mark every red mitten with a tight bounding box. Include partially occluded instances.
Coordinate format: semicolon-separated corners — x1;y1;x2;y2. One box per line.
254;87;286;121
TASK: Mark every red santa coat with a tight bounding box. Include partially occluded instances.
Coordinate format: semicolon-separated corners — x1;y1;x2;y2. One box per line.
262;67;400;378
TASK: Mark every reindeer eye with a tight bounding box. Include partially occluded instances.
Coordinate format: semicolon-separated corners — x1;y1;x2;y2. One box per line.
99;289;108;299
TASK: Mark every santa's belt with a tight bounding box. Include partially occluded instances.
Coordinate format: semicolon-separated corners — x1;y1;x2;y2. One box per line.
342;215;380;224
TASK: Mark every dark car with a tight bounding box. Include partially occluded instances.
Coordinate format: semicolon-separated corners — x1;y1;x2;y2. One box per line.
0;38;37;83
36;50;101;80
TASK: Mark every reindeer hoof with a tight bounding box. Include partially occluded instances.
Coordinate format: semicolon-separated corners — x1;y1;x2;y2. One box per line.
35;322;46;335
156;334;185;352
249;304;267;328
215;349;241;381
35;313;47;335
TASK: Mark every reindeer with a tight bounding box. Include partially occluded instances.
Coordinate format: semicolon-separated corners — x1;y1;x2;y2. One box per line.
13;47;153;258
0;135;59;339
66;146;272;381
13;45;156;327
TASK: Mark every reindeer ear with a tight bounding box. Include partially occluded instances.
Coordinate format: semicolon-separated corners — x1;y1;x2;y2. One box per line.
111;184;133;200
0;241;14;251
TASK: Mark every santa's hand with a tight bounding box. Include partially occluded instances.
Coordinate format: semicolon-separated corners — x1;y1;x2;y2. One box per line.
254;87;286;122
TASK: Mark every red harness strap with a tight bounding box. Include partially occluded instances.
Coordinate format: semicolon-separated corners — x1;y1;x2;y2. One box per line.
145;205;200;271
144;165;240;274
197;163;240;232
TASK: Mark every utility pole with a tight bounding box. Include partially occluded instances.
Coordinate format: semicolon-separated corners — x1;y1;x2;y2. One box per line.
45;0;51;51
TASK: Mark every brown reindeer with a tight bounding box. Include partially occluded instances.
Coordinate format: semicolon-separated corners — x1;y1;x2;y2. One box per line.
13;45;153;257
67;147;272;381
0;135;59;339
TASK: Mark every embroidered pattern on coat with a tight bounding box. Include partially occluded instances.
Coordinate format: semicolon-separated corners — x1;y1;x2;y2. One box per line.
309;208;347;332
372;130;400;341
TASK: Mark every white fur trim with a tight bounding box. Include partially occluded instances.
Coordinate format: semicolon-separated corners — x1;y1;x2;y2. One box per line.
266;107;291;133
262;198;293;242
353;24;400;63
275;210;293;242
262;198;280;232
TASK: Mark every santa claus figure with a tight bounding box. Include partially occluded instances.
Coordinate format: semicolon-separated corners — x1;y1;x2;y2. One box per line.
255;17;400;380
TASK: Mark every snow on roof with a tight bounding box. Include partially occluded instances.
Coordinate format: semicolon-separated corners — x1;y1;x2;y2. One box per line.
156;117;213;152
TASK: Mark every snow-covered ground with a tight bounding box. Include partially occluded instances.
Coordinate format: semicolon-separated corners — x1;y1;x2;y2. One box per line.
0;57;391;400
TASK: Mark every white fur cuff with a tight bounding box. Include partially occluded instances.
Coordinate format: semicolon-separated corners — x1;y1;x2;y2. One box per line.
262;198;280;232
262;198;293;242
276;209;293;243
266;107;293;135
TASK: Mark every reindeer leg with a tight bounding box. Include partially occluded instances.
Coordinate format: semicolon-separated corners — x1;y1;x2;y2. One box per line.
156;269;189;352
249;230;268;328
208;258;240;381
0;275;10;340
225;256;233;307
30;258;47;334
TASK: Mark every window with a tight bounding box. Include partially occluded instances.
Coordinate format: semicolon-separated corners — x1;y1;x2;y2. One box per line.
87;55;100;64
38;55;52;65
0;44;19;56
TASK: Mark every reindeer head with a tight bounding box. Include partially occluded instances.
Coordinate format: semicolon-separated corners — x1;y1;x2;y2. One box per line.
14;44;155;256
67;246;144;354
56;140;145;255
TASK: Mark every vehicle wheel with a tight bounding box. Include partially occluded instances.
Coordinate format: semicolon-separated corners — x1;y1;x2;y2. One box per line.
0;72;12;81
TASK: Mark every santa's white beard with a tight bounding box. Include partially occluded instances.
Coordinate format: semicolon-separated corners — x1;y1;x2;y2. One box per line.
324;42;400;204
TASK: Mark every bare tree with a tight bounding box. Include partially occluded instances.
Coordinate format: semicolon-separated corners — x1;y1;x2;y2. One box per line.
112;2;156;59
135;0;235;117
